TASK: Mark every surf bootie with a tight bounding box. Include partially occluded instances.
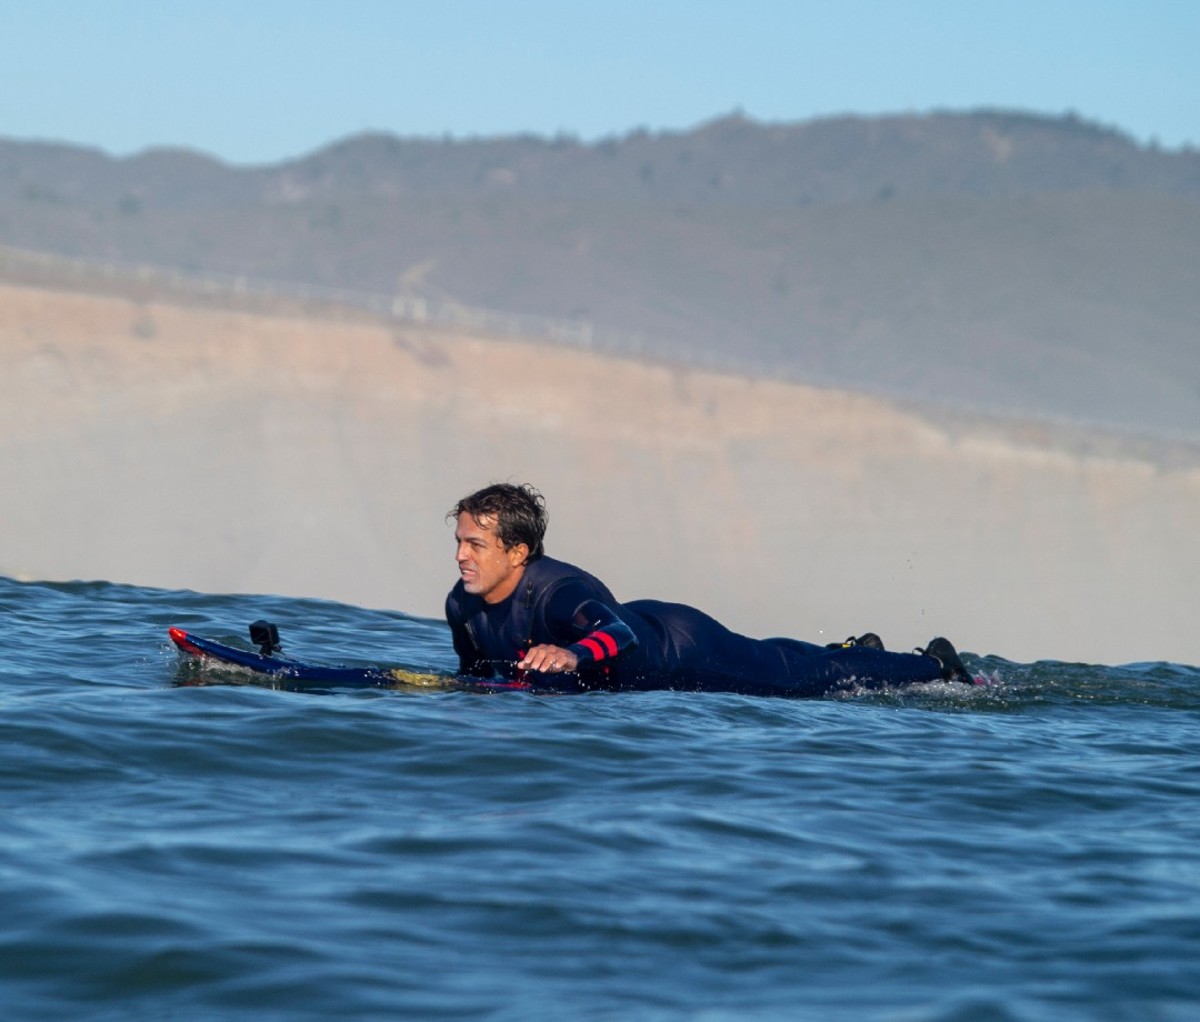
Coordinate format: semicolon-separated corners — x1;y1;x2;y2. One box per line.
919;636;972;683
827;633;886;651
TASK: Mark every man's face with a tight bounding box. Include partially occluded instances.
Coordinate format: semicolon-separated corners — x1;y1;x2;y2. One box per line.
454;512;529;604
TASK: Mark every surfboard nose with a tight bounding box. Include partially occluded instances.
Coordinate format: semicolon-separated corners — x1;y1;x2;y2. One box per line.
168;627;202;655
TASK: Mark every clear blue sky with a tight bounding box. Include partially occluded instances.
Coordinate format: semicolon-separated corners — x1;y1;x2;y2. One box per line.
2;0;1196;165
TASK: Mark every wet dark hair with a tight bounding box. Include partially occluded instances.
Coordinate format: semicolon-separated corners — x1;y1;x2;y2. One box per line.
449;483;547;560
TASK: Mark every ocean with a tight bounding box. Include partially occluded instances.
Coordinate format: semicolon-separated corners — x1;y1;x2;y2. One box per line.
2;575;1198;1021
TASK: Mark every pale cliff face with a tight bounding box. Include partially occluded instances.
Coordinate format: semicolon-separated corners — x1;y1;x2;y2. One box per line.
3;279;1197;665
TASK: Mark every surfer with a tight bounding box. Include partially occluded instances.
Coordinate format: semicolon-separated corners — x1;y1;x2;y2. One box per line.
444;483;973;697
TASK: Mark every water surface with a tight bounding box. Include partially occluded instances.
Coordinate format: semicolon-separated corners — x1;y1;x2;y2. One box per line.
2;577;1198;1020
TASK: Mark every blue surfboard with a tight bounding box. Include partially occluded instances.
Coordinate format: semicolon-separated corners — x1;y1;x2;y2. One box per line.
167;627;524;691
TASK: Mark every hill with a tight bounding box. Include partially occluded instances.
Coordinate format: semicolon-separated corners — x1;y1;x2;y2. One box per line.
2;110;1199;438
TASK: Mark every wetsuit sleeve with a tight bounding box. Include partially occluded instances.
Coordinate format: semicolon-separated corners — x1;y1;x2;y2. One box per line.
445;591;491;677
542;585;639;666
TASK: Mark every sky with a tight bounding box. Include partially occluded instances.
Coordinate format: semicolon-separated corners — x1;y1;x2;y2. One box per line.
1;0;1197;166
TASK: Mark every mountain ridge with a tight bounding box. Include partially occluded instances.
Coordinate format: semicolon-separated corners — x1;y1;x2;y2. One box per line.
2;109;1198;439
5;109;1199;208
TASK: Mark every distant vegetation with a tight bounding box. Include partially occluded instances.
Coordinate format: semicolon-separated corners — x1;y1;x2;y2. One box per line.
2;110;1198;438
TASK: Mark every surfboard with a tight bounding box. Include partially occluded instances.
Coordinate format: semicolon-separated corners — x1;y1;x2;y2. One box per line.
167;627;471;690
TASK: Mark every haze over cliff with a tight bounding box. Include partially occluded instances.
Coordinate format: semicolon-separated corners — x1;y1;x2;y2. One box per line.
3;272;1198;666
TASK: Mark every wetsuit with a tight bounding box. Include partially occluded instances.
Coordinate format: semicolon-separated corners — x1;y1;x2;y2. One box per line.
445;555;948;698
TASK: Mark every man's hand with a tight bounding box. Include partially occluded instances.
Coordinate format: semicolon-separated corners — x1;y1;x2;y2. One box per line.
518;644;579;673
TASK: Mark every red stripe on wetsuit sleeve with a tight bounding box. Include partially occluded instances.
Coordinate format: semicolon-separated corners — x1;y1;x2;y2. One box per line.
580;637;606;661
580;631;620;661
592;631;619;657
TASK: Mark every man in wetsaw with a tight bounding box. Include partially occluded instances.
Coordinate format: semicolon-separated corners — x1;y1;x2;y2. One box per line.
444;482;972;697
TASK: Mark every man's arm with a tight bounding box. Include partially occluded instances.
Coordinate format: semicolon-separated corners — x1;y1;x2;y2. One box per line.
518;593;638;674
445;592;492;677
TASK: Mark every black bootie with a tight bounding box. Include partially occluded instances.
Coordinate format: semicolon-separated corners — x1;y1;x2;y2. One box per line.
827;633;885;651
919;637;972;683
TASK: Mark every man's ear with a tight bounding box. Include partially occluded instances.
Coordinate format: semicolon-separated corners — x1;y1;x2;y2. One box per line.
507;543;531;567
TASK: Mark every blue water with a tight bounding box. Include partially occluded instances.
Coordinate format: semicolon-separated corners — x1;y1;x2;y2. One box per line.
2;576;1198;1021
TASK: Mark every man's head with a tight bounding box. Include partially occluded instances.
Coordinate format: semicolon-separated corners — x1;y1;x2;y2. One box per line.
448;484;547;603
449;483;547;560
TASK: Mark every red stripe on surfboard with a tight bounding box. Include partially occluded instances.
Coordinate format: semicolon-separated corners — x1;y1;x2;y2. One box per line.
168;628;204;656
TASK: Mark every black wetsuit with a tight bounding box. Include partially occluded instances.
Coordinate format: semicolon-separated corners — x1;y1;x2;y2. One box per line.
445;555;947;698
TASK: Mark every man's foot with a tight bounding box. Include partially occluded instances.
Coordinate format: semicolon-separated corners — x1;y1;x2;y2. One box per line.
827;633;886;651
919;637;973;683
